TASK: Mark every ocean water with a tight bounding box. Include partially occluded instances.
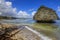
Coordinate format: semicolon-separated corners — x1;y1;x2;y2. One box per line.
0;19;60;26
0;19;60;40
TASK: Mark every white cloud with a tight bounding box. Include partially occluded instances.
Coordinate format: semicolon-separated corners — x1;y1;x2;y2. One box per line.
17;11;30;18
0;12;2;15
0;0;4;3
29;9;34;11
0;0;31;18
0;0;36;18
0;0;17;17
13;8;17;12
57;6;60;18
57;6;60;12
0;0;1;3
5;1;12;7
32;11;36;16
13;8;17;14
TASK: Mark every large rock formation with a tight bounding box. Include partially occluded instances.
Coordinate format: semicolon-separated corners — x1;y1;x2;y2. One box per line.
33;6;59;22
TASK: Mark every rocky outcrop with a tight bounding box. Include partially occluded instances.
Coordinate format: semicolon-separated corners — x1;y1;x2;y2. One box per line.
33;6;59;22
0;23;40;40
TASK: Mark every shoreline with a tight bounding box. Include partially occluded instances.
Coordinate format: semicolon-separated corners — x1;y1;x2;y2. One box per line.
0;23;59;40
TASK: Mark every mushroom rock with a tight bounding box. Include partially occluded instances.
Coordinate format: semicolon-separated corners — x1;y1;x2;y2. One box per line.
33;6;59;23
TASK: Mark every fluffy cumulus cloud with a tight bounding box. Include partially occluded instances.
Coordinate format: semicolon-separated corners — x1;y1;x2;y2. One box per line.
17;11;31;18
0;0;17;17
5;1;12;7
0;0;36;18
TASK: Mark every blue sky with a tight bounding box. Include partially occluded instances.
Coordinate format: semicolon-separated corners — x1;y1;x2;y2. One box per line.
0;0;60;18
6;0;59;11
6;0;60;17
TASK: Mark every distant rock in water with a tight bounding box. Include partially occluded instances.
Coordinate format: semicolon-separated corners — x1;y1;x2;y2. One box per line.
33;6;59;23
